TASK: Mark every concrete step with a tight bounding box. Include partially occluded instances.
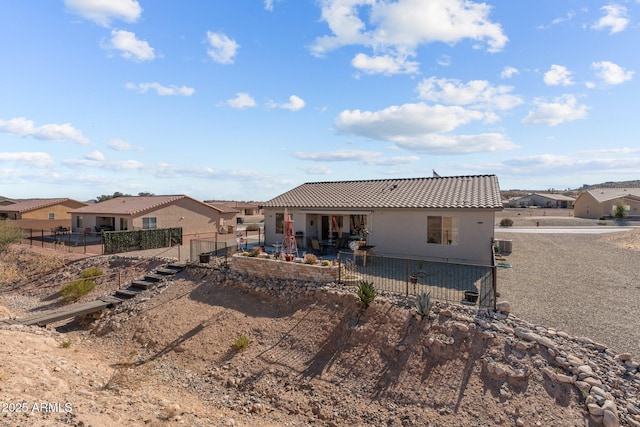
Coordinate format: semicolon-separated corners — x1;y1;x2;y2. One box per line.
115;288;143;299
167;262;187;270
156;267;178;275
144;273;164;282
131;280;155;290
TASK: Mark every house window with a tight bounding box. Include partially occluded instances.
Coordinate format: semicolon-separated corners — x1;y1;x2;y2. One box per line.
427;216;458;245
275;212;294;234
120;218;128;231
76;216;83;228
142;217;157;229
48;213;55;220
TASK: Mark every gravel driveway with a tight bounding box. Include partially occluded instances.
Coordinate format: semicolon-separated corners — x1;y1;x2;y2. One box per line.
496;230;640;356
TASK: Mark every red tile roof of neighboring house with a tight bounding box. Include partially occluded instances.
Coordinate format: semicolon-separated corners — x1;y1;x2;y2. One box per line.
71;195;222;215
0;198;86;213
263;175;502;209
205;203;240;214
584;188;640;203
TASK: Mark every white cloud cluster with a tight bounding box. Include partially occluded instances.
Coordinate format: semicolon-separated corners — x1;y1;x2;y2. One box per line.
417;77;523;111
103;30;155;61
592;61;634;85
522;94;588;126
226;92;257;109
592;4;629;34
294;149;419;166
543;65;574;86
334;103;516;154
0;117;89;145
109;139;141;151
64;0;142;27
311;0;507;75
268;95;306;111
500;66;519;79
0;152;54;168
125;82;195;96
206;31;240;64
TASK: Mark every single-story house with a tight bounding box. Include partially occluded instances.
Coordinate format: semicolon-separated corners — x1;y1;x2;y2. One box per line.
509;193;575;208
262;175;502;265
573;188;640;219
0;198;87;220
69;195;237;235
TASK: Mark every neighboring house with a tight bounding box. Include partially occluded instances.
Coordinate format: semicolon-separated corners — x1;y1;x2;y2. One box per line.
69;195;237;235
510;193;575;208
206;201;264;216
0;196;17;206
574;188;640;219
0;198;87;220
262;175;502;265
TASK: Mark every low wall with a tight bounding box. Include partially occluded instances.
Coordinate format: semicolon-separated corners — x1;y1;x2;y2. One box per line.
231;255;339;283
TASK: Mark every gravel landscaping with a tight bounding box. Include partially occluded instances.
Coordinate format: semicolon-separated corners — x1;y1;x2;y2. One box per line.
495;228;640;357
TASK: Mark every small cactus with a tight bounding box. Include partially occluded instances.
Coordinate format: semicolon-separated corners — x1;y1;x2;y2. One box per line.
415;292;434;317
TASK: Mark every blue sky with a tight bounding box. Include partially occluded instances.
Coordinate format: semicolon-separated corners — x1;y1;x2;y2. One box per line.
1;0;638;202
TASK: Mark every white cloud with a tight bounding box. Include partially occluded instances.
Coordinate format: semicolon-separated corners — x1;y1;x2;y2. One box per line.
64;0;142;27
0;152;54;168
592;4;629;34
302;164;333;175
0;117;89;145
108;139;141;151
85;151;105;161
592;61;634;85
506;153;640;175
294;149;419;166
125;82;195;96
543;64;574;86
500;66;518;79
226;92;256;109
336;103;485;138
311;0;507;74
351;53;419;75
206;31;239;64
437;55;451;67
522;94;588;126
270;95;306;111
334;103;516;154
394;133;516;154
103;30;155;62
264;0;281;11
417;77;523;111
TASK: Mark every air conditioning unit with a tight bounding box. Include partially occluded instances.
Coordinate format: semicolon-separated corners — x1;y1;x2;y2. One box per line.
495;239;512;254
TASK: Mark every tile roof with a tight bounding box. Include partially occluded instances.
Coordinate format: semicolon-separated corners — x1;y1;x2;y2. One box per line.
71;195;216;215
0;198;86;213
263;175;502;209
585;188;640;203
205;203;240;214
532;193;576;202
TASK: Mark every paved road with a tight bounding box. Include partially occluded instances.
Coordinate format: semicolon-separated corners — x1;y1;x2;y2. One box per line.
495;227;635;234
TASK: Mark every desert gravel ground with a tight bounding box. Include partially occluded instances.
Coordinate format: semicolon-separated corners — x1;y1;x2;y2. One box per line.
495;228;640;357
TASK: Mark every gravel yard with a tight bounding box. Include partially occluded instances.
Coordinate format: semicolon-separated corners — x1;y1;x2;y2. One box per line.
495;228;640;357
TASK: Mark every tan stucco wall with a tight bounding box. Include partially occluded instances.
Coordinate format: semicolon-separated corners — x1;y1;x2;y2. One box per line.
264;207;497;265
20;201;87;220
72;198;235;235
574;193;640;219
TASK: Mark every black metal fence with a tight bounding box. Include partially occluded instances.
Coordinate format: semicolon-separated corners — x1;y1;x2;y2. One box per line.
189;238;230;263
103;227;182;255
18;228;103;255
336;251;496;308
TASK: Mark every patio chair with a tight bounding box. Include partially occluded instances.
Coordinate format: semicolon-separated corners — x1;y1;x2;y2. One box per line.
311;238;324;255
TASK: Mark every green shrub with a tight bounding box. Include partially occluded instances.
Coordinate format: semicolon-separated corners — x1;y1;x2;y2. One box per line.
415;292;434;317
613;202;627;219
0;221;24;253
303;253;318;264
248;248;261;257
60;279;95;304
500;218;514;227
232;335;250;352
81;266;103;278
356;281;376;308
59;340;72;349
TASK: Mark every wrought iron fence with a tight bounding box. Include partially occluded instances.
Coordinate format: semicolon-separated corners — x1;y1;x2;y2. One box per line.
336;251;496;308
18;228;103;255
190;238;230;263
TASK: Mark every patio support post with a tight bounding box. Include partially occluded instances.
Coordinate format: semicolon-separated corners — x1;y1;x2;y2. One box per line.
405;258;409;296
30;228;33;246
41;229;44;248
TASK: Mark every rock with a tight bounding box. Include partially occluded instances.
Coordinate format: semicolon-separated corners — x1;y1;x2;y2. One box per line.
556;374;574;384
603;409;620;427
619;353;633;361
588;403;604;416
496;301;511;313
